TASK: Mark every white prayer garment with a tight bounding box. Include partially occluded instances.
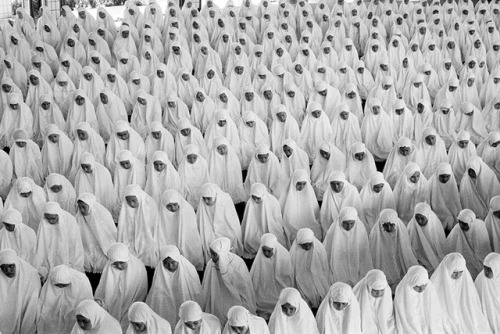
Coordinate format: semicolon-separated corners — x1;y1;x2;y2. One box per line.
300;102;334;164
447;209;492;279
197;183;243;262
178;144;210;210
427;162;462;233
222;306;270;334
369;208;419;292
4;177;47;232
105;120;146;173
250;233;293;319
416;127;449;180
41;125;74;179
9;128;44;186
485;196;500;252
270;105;301;160
448;130;478;184
477;132;500;181
70;121;106;182
75;193;117;274
146;245;202;331
360;172;396;231
279;138;309;186
0;150;13;199
268;287;319;334
431;253;492;334
316;282;363;334
144;150;181;203
201;237;256;325
37;265;93;334
144;121;175;164
460;156;500;220
117;184;159;267
157;190;204;271
353;269;396;334
382;137;418;189
394;265;446;334
345;142;377;192
126;302;172;334
244;144;282;198
114;150;147;201
323;207;373;286
0;248;41;334
36;201;84;279
280;169;321;244
361;98;394;161
475;252;500;333
0;208;37;267
241;183;287;258
70;299;122;334
310;141;346;201
95;243;148;332
174;300;222;334
289;228;330;309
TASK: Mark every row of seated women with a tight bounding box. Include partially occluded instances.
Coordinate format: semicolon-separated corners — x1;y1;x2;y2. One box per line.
1;243;499;333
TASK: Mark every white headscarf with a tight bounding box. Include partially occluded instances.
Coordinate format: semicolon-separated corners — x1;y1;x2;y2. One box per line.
37;265;93;334
289;228;330;309
117;185;159;267
0;249;41;334
36;202;85;278
197;184;243;261
407;202;446;275
270;105;301;159
105;120;146;173
201;237;256;324
9;129;44;186
239;111;271;170
66;90;99;140
174;300;222;334
448;130;478;184
44;173;76;214
300;102;334;164
70;299;122;333
353;269;396;334
75;193;117;274
4;177;47;232
345;142;377;192
323;207;373;286
416;127;449;179
361;98;394;161
316;282;363;334
360;172;396;231
477;132;500;180
95;243;148;332
146;246;201;331
222;305;270;334
394;265;446;333
431;253;492;333
268;287;319;334
250;234;293;318
177;144;209;209
0;208;37;267
382;137;418;188
70;122;106;181
244;144;282;199
447;209;492;279
0;92;34;149
460;156;500;219
310;142;346;201
33;93;66;146
369;209;419;291
126;302;172;333
207;136;247;203
114;150;146;200
485;196;500;252
157;190;204;271
279;169;321;244
41;124;74;179
0;150;13;199
144;151;181;203
95;88;128;143
474;252;500;333
330;103;362;154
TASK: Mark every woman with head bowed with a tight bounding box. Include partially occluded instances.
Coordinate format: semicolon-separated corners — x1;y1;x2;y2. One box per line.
300;102;334;164
43;173;76;213
426;162;462;233
222;306;269;334
131;89;162;140
5;177;47;232
460;156;500;219
250;233;292;320
70;122;106;181
41;125;74;179
244;144;282;199
174;300;222;334
114;150;146;201
315;282;362;334
75;192;117;284
205;109;242;160
324;207;373;286
178;144;209;210
157;190;204;271
331;103;362;155
95;88;128;144
280;170;321;244
197;183;243;261
431;253;492;333
407;202;446;275
310;142;346;200
242;183;287;258
201;237;256;325
447;209;491;279
33;94;66;147
144;122;175;164
74;152;118;215
239;111;270;170
79;67;105;108
126;302;172;333
448;130;478;184
485;196;500;252
320;171;362;234
37;265;93;334
457;102;488;145
475;252;500;333
0;92;33;149
207;136;247;203
70;299;121;333
146;246;201;331
66;91;99;140
106;121;146;173
477;132;500;181
360;172;396;231
270;105;301;160
353;269;396;334
144;150;181;203
0;208;37;267
382;137;418;188
345;142;377;192
0;249;41;334
289;228;330;310
361;98;394;162
369;209;419;292
394;265;446;333
95;243;148;332
268;287;319;334
9;128;44;186
175;118;208;167
25;70;53;115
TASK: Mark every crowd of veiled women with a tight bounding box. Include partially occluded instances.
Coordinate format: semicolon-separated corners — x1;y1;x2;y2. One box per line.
0;0;500;332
